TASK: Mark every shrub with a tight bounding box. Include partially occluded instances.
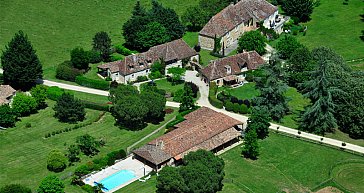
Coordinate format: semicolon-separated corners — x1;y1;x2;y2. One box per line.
56;61;83;82
106;149;127;166
243;99;251;108
46;86;65;101
0;105;17;128
232;103;240;113
0;184;32;193
230;96;239;104
225;101;234;111
71;47;90;70
208;82;223;108
47;150;67;172
25;123;31;128
75;76;110;90
30;84;48;109
111;53;124;61
75;165;91;177
239;104;249;114
136;75;148;83
194;45;201;52
115;44;132;56
81;185;94;193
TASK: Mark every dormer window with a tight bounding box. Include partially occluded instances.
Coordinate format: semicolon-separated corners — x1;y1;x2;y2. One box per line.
225;65;231;74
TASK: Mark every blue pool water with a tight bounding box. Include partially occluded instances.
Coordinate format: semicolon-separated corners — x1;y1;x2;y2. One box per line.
96;170;136;191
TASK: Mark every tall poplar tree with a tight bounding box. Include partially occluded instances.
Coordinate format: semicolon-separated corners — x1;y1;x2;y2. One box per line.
1;31;42;90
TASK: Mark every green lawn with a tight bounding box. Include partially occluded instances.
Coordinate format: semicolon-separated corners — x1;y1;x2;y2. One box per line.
0;100;178;192
220;83;260;100
0;0;199;80
153;78;184;94
296;0;364;61
68;90;110;104
221;133;363;193
119;133;364;193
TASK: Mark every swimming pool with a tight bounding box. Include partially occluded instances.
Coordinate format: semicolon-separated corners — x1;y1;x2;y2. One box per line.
96;169;136;191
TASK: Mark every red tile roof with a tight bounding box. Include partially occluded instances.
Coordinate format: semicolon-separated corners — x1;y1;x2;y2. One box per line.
98;39;197;75
199;0;277;37
200;51;265;81
133;107;242;165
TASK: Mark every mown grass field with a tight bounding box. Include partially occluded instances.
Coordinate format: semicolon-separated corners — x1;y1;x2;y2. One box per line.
0;0;199;80
296;0;364;61
0;100;178;192
120;133;364;192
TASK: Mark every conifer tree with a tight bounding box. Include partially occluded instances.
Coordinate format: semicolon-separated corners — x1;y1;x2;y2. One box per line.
242;129;259;160
1;31;42;90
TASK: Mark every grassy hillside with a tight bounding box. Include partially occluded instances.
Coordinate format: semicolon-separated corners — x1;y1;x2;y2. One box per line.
0;0;198;79
297;0;364;61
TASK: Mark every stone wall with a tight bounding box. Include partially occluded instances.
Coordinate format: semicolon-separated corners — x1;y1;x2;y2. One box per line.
199;35;214;50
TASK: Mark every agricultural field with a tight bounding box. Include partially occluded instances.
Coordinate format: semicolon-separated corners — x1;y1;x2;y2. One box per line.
0;0;199;80
0;100;178;192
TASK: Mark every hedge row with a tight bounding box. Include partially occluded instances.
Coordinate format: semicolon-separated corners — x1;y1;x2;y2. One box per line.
208;82;223;109
44;112;105;139
82;100;110;112
75;76;110;90
114;44;133;56
56;61;83;82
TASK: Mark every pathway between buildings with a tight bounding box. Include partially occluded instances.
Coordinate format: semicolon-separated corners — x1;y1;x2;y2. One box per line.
3;69;363;154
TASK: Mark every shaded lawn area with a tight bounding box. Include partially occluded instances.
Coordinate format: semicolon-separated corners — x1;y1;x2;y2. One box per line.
0;100;178;192
68;90;110;104
119;133;363;193
0;0;199;80
325;129;364;147
296;0;364;61
221;133;363;193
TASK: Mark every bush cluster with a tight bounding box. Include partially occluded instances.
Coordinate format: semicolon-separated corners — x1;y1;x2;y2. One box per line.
217;91;251;114
208;82;223;108
56;61;83;82
135;75;148;83
75;76;110;90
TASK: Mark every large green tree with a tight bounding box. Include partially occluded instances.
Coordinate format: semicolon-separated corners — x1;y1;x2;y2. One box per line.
92;31;112;62
47;150;67;172
0;184;31;193
246;107;271;139
1;30;42;90
156;167;188;193
242;128;259;159
286;46;315;89
237;30;266;55
254;57;289;121
141;90;166;121
76;134;100;156
179;84;195;112
70;47;90;70
30;84;48;109
282;0;315;22
12;92;37;116
299;47;345;135
67;144;81;163
276;35;303;59
182;6;209;31
135;22;171;50
37;175;64;193
0;105;17;128
53;93;85;123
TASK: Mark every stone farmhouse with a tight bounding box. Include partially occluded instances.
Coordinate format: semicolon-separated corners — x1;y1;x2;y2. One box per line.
132;107;243;171
199;0;286;51
0;85;16;105
200;51;265;86
97;39;198;84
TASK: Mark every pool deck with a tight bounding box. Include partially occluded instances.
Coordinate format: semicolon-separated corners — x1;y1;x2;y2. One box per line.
83;156;153;193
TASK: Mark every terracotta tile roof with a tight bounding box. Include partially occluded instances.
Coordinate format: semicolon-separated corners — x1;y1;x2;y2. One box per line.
199;0;277;37
133;107;242;165
132;144;172;165
200;51;265;81
0;85;16;105
97;39;197;76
